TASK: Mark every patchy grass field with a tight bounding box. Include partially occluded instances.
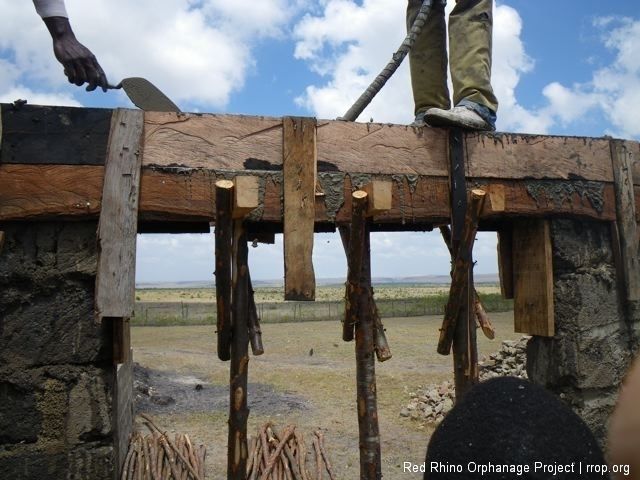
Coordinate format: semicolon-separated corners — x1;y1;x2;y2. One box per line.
134;284;512;326
135;284;503;304
132;311;522;479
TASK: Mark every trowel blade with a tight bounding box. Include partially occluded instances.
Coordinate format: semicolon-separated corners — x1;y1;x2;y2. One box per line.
118;77;180;112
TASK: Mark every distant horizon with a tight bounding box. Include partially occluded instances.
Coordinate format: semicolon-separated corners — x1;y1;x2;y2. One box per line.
135;272;501;289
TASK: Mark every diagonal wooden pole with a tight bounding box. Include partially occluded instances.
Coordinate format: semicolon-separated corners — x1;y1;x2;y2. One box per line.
341;0;437;121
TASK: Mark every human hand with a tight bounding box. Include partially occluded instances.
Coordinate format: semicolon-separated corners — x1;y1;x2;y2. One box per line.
44;16;109;92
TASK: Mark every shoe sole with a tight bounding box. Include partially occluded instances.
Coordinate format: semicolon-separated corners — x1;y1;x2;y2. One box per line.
424;112;491;131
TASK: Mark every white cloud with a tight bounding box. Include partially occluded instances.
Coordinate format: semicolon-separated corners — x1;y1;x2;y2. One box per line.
504;14;640;139
491;3;541;132
0;0;305;110
589;16;640;138
293;0;413;122
291;2;639;141
291;1;538;127
0;85;80;106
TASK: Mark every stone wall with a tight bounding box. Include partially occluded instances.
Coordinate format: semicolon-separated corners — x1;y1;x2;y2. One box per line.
527;218;639;442
0;221;129;479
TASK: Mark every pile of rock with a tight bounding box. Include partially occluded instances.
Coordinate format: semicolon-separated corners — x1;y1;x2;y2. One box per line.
478;336;529;380
400;336;530;424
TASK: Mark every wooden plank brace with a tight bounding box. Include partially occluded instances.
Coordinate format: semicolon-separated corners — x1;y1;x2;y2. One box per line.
95;109;144;364
512;219;554;337
283;116;317;301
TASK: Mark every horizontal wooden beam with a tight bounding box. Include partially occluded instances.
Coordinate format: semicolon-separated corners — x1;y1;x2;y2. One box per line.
1;104;639;229
1;103;112;165
0;164;624;225
0;164;104;219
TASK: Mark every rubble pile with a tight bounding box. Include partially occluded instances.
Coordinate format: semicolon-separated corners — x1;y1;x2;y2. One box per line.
401;336;530;424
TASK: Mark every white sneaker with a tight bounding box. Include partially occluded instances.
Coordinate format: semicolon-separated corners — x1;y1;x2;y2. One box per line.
424;105;493;131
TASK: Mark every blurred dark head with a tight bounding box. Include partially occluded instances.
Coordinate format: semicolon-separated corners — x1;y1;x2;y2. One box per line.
425;377;605;479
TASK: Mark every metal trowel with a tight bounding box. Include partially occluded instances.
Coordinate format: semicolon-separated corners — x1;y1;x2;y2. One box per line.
108;77;180;112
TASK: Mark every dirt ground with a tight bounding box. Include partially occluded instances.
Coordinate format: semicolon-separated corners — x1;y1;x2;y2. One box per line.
131;312;521;479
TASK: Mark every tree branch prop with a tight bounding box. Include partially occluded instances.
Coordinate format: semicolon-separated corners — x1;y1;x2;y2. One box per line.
437;189;486;355
248;270;265;355
439;225;495;339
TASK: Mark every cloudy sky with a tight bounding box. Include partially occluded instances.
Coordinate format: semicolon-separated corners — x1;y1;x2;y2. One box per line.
1;0;638;283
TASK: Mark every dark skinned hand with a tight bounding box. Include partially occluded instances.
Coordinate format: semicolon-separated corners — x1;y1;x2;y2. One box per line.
43;16;109;92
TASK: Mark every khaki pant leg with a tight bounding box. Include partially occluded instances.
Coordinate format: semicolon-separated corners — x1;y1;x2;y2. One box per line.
448;0;498;112
407;0;450;115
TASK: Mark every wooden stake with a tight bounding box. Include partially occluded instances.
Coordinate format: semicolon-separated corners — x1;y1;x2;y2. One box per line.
347;190;382;480
215;179;234;361
228;221;250;480
343;191;368;342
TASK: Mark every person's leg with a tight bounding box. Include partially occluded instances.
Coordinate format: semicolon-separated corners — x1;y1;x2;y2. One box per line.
424;0;497;130
407;0;450;120
449;0;498;113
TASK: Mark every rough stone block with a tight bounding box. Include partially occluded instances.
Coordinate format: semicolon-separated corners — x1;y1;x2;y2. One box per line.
575;331;632;389
0;381;40;443
527;329;630;391
0;222;111;367
551;219;615;274
575;393;619;444
0;443;113;480
554;273;620;331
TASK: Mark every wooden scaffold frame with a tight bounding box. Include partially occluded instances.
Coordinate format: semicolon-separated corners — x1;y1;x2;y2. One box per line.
2;103;640;480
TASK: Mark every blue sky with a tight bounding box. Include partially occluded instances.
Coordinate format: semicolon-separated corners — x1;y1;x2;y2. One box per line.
1;0;638;282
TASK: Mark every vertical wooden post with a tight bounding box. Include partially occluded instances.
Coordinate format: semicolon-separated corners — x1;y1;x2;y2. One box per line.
215;179;234;362
610;139;640;303
227;221;250;480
